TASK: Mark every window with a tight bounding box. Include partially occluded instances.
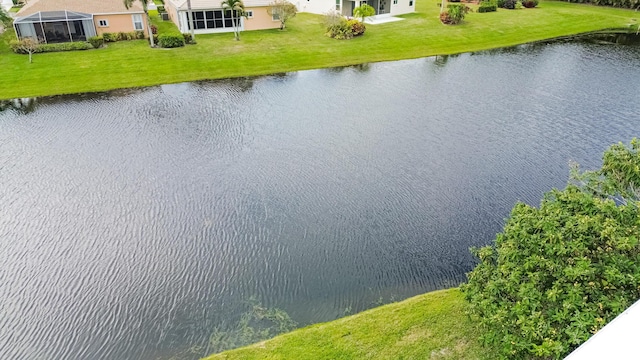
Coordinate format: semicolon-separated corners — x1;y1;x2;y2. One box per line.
272;12;280;21
187;10;241;30
246;10;253;18
335;0;341;11
393;0;397;4
409;0;413;4
132;14;143;30
98;19;109;27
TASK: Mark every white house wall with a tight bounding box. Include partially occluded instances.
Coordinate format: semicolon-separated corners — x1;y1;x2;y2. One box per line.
294;0;337;16
390;0;414;15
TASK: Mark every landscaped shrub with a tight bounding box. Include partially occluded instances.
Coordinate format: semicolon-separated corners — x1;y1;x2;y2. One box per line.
347;19;366;36
11;40;92;54
88;36;104;49
478;0;498;12
158;33;185;48
102;32;117;42
440;4;470;24
501;0;517;8
182;33;196;44
151;24;158;34
135;30;145;39
117;32;133;41
157;5;165;12
462;139;640;360
522;0;538;7
496;0;506;6
324;11;354;39
39;42;93;52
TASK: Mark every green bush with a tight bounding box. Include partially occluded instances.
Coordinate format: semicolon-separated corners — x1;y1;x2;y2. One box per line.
478;1;498;12
324;12;353;39
102;32;117;42
158;33;185;48
182;33;195;44
496;0;506;6
157;5;165;12
135;30;145;39
522;0;538;7
501;0;517;8
440;4;470;24
11;40;93;54
88;36;104;49
39;42;93;52
462;140;640;360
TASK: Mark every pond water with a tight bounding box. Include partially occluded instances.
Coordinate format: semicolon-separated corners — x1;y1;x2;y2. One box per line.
1;40;640;360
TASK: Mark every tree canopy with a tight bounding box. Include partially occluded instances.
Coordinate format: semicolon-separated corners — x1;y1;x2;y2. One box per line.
267;0;297;30
461;139;640;359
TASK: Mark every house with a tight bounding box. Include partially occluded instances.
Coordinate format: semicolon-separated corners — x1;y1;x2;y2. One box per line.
165;0;281;34
296;0;415;17
13;0;149;43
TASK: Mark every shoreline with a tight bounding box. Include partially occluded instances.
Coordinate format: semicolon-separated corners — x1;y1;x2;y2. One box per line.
1;1;638;100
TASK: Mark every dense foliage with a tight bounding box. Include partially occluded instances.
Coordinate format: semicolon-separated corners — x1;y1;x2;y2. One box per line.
522;0;539;8
157;33;185;48
566;0;640;9
478;0;498;12
11;40;93;54
88;36;104;49
440;4;471;24
102;31;145;42
324;12;365;39
462;140;640;359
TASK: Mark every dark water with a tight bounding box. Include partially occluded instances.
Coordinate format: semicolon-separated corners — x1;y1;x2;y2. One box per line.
1;40;640;360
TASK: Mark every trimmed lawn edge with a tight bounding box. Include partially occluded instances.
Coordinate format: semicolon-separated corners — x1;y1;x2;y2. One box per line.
202;288;493;360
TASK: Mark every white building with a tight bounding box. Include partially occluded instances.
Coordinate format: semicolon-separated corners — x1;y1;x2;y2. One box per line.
295;0;414;17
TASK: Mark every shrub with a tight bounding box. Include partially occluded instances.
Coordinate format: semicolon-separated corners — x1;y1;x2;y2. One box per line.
440;4;470;24
324;11;353;39
182;33;196;44
38;42;93;52
478;0;498;12
135;30;145;39
501;0;517;8
496;0;506;6
88;36;104;49
151;24;158;34
158;33;185;48
157;5;165;12
348;19;366;36
522;0;538;7
462;140;640;360
102;32;117;42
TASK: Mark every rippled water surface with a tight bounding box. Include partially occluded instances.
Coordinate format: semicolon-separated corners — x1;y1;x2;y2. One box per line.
1;41;640;359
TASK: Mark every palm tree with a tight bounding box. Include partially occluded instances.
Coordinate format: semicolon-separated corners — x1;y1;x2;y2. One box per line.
353;4;375;23
221;0;245;41
123;0;155;47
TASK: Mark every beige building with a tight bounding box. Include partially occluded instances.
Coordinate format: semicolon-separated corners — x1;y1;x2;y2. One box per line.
166;0;280;34
14;0;148;43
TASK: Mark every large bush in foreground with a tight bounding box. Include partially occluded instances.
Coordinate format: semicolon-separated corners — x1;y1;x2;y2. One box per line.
461;140;640;360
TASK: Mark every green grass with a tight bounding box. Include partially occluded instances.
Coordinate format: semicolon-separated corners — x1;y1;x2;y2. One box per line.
0;1;638;99
202;288;493;360
149;11;180;34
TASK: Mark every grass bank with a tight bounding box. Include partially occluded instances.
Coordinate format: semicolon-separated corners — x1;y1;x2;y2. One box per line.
202;288;492;360
0;1;638;99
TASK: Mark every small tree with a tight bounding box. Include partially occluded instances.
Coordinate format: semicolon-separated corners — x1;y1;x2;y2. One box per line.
0;6;12;29
13;38;40;63
353;4;375;22
221;0;246;40
461;139;640;360
267;0;297;30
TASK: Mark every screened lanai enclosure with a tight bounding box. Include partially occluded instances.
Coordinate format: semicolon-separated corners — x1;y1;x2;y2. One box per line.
14;11;96;43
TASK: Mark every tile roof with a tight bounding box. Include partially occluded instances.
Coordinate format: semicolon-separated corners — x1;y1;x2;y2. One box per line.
18;0;144;16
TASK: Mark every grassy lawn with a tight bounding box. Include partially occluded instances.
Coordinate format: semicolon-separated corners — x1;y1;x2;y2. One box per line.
0;1;638;99
203;288;493;360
